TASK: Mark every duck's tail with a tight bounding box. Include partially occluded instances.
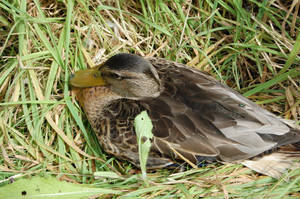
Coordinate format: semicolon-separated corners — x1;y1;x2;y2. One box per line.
280;118;300;131
241;150;300;179
281;118;300;149
242;119;300;179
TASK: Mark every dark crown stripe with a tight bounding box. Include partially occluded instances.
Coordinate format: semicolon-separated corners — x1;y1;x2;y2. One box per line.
104;53;152;73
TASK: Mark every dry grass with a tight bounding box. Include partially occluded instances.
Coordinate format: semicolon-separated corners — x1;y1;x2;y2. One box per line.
0;0;300;198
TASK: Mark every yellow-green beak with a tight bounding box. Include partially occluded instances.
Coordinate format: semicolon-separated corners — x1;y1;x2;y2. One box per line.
70;67;106;88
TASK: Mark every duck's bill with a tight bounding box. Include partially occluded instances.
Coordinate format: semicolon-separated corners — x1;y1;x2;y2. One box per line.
69;68;106;88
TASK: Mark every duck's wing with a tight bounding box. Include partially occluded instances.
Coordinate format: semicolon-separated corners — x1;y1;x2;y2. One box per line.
145;57;300;164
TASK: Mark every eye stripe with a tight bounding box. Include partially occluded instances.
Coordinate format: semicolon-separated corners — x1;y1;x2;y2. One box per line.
109;73;122;79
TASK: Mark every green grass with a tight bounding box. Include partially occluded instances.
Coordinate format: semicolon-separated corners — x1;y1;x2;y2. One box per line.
0;0;300;198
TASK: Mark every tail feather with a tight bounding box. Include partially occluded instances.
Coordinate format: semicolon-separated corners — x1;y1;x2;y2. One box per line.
241;119;300;178
241;152;300;179
280;118;300;131
280;119;300;149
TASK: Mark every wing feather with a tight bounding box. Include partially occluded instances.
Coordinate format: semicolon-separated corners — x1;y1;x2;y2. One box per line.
145;57;300;163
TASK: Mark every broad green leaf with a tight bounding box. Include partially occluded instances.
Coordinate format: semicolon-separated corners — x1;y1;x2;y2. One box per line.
134;111;153;180
0;176;122;199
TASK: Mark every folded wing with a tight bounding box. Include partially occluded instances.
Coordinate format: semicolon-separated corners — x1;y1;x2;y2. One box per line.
145;57;300;163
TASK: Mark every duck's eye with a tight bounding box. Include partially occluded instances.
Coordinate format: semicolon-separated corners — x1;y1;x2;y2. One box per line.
108;72;123;80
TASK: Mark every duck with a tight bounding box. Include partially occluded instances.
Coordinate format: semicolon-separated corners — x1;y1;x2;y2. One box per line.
70;53;300;178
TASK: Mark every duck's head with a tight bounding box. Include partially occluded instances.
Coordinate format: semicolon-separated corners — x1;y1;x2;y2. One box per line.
70;53;162;100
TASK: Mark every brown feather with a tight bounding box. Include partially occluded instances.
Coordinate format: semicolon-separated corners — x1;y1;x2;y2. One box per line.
73;55;300;177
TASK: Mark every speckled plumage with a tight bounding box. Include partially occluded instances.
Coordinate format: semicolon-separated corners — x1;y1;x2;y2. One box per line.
72;53;300;178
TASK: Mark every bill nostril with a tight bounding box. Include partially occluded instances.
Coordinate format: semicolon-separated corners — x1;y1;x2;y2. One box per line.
69;74;75;87
69;73;75;79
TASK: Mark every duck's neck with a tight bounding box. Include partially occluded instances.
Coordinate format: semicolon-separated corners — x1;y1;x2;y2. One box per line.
75;87;122;122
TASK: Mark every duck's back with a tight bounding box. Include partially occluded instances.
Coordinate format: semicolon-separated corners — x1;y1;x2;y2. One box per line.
144;57;300;169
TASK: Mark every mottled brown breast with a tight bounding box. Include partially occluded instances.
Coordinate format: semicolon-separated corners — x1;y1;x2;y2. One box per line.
73;86;173;167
